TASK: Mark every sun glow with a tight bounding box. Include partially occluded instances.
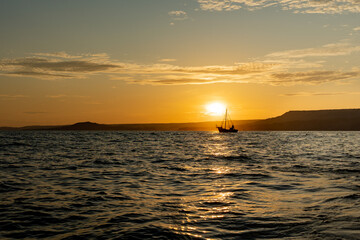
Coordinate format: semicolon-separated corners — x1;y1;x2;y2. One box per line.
205;102;226;116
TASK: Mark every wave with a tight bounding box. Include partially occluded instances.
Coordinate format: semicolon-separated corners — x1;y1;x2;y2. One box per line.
0;131;359;239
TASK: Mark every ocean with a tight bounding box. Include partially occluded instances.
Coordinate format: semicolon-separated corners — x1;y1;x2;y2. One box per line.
0;131;359;239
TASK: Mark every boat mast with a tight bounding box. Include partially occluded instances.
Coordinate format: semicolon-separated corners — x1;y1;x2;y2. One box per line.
225;108;227;129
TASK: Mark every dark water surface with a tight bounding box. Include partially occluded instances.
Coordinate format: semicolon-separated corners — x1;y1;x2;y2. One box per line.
0;131;359;239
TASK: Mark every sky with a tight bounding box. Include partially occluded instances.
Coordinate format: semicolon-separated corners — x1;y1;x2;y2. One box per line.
0;0;359;126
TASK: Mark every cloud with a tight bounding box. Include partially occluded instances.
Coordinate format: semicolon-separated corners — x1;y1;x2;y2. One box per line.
270;70;360;85
266;42;360;59
8;58;117;72
158;58;177;62
32;52;82;59
33;52;110;61
354;26;360;31
280;91;360;96
131;77;228;85
197;0;360;14
0;94;27;98
0;53;121;79
0;46;359;86
112;62;281;85
168;10;188;20
112;62;359;85
197;0;243;11
106;62;275;85
172;62;280;75
6;70;72;78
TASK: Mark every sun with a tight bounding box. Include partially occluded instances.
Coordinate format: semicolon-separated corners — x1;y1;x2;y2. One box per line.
205;102;226;116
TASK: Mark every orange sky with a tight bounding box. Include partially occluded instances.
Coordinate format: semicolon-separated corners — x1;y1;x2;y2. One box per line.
0;1;359;126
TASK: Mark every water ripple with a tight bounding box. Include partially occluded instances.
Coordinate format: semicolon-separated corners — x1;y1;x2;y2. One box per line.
0;131;359;239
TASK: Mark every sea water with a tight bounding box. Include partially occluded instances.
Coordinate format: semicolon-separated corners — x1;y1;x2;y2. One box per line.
0;131;359;239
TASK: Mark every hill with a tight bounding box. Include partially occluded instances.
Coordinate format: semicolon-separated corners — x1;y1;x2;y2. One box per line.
1;109;359;131
241;109;360;131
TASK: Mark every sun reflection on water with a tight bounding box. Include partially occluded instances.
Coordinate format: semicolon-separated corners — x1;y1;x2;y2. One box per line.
212;167;230;174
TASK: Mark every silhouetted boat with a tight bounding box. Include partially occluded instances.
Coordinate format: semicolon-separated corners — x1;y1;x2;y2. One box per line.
217;109;238;133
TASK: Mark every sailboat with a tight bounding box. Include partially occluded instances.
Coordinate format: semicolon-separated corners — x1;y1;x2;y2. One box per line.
217;109;238;133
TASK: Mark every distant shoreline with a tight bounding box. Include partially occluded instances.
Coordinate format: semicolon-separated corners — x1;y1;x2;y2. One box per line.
1;109;360;131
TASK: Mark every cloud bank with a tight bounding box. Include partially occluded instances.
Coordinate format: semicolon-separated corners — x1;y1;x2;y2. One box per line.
1;41;359;86
197;0;360;14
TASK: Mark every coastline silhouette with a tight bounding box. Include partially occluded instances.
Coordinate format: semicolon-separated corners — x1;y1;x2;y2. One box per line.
1;108;360;131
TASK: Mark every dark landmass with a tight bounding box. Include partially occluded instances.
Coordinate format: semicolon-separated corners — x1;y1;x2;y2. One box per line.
51;120;257;131
1;109;360;131
241;109;360;131
0;120;256;131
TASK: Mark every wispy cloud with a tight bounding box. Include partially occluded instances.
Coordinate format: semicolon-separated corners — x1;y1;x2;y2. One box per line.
280;91;360;96
266;42;360;59
0;44;359;86
32;52;82;59
10;58;116;72
173;62;280;75
0;53;121;79
270;70;360;85
6;70;72;78
354;26;360;31
168;10;188;20
0;94;27;99
197;0;360;14
33;52;110;61
158;58;177;62
111;62;282;85
111;62;359;85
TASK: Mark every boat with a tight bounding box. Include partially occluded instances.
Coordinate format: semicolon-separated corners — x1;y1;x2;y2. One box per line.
217;109;238;133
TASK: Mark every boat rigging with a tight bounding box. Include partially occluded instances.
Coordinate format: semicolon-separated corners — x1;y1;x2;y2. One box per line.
217;109;238;133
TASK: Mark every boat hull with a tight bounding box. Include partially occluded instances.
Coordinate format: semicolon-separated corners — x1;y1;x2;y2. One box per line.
217;127;238;133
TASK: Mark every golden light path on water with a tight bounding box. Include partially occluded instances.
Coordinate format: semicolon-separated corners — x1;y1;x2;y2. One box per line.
163;132;348;239
166;133;245;239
